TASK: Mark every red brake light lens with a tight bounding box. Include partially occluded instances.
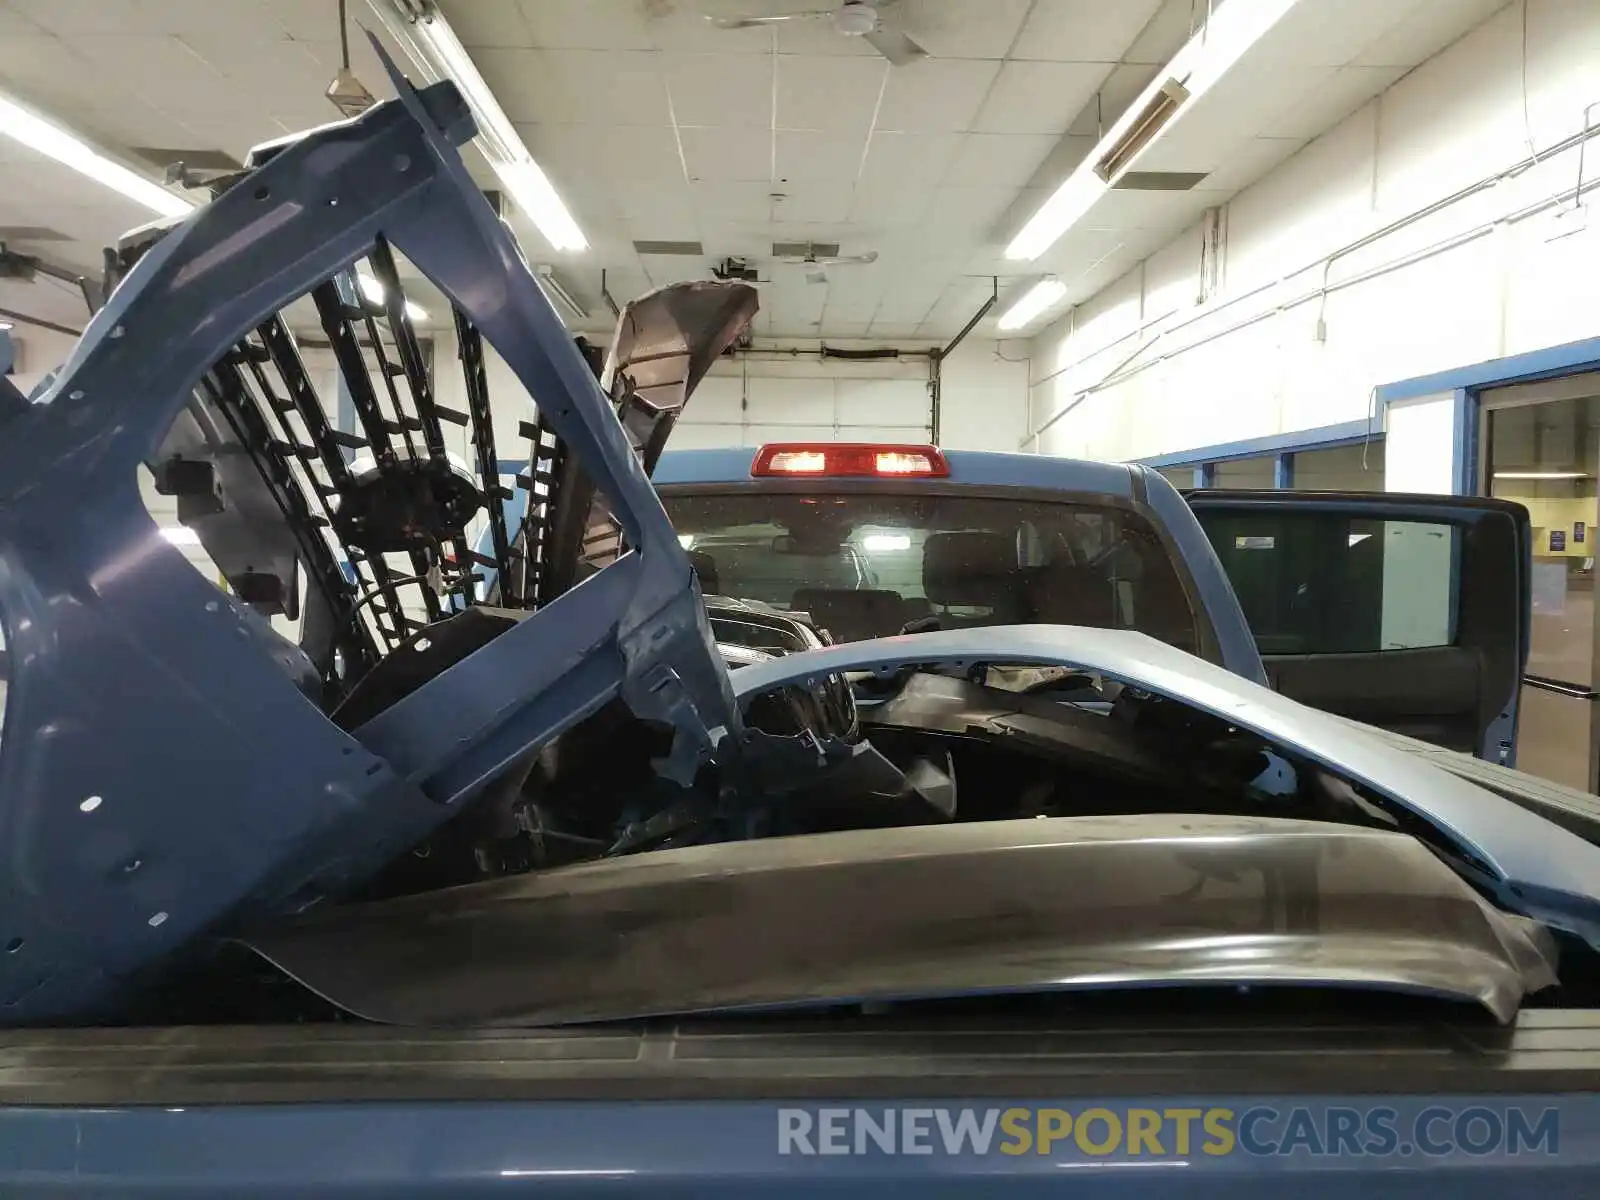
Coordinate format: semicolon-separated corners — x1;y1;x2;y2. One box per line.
751;443;950;479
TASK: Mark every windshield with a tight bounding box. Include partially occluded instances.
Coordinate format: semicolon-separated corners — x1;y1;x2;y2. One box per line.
662;488;1199;651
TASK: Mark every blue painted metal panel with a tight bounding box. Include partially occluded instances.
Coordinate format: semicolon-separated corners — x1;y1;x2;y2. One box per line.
727;624;1600;944
652;447;1139;494
1138;420;1379;470
0;53;735;1023
0;1095;1594;1196
1376;335;1600;404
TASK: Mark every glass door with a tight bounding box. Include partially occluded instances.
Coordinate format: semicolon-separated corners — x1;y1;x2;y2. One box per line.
1480;373;1600;791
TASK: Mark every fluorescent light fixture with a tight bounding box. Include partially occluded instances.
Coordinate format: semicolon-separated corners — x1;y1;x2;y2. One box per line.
1493;471;1590;480
1007;0;1305;261
535;265;589;322
0;321;12;331
0;90;194;219
997;279;1068;330
677;534;696;550
356;272;428;321
370;1;588;252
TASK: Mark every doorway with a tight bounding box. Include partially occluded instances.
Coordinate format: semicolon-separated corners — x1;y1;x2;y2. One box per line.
1479;372;1600;790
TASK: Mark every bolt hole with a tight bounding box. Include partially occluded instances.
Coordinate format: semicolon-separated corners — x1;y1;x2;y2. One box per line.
414;636;432;652
123;858;142;873
327;196;340;207
147;912;168;928
68;390;84;400
4;938;22;955
205;600;220;613
394;153;411;172
79;795;103;813
253;184;270;200
110;325;124;339
365;763;383;776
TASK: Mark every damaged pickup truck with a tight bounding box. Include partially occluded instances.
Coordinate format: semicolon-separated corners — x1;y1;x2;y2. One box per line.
1;53;1599;1196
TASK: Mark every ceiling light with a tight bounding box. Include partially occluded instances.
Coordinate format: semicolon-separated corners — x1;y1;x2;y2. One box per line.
1007;0;1306;261
997;279;1068;331
1493;471;1590;480
370;0;588;253
0;321;12;331
0;90;194;219
534;265;588;323
356;272;428;321
160;526;201;546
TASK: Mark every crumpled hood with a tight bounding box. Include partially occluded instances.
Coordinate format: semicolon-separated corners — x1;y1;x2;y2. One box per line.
730;624;1600;947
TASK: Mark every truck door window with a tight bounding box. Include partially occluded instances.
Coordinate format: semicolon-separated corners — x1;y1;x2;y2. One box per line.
1199;512;1459;654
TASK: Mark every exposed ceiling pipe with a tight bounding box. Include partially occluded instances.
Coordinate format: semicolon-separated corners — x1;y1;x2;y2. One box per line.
0;305;82;337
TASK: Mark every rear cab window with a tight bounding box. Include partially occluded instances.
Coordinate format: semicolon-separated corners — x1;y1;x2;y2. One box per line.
663;487;1202;652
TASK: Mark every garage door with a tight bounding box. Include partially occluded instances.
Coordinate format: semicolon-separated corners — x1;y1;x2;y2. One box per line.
671;358;933;450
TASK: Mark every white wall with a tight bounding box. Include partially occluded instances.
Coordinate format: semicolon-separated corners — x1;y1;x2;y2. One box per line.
5;326;79;395
1026;0;1600;487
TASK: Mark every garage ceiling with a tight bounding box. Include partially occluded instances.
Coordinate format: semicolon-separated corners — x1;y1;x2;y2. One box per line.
0;0;1507;343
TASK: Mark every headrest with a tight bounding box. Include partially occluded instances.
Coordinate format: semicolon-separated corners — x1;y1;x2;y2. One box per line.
790;588;907;643
922;531;1016;607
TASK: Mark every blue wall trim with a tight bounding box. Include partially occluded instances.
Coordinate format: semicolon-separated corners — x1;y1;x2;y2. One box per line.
1273;451;1294;489
1137;419;1379;469
1375;335;1600;404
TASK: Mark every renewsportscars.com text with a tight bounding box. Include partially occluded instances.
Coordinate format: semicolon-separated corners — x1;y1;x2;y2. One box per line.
776;1105;1560;1159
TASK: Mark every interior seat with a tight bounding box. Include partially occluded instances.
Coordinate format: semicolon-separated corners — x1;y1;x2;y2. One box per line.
921;531;1021;626
790;588;908;642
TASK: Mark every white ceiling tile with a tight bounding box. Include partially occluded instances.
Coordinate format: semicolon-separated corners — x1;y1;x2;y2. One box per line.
858;131;961;194
0;4;46;36
1012;0;1169;62
680;125;772;182
513;0;654;49
135;0;286;38
776;128;868;184
776;54;886;131
478;49;669;125
972;60;1112;134
894;0;1034;60
436;0;533;47
520;123;685;184
4;0;143;34
874;59;1002;133
663;52;773;128
1123;0;1200;65
849;179;938;227
944;133;1059;188
693;180;776;222
772;182;855;223
613;180;697;225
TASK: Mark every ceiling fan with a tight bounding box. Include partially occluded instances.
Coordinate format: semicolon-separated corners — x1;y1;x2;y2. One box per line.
707;1;928;66
780;246;879;284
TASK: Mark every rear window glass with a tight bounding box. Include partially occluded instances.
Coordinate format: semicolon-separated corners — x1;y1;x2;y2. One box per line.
662;490;1199;650
1197;511;1458;654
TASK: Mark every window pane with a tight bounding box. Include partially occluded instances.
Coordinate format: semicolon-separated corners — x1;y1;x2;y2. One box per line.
1198;511;1457;654
665;491;1200;651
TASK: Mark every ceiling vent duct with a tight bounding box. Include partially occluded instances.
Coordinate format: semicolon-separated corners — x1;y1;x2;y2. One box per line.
1113;171;1209;191
633;240;705;256
772;241;840;258
1094;79;1189;183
